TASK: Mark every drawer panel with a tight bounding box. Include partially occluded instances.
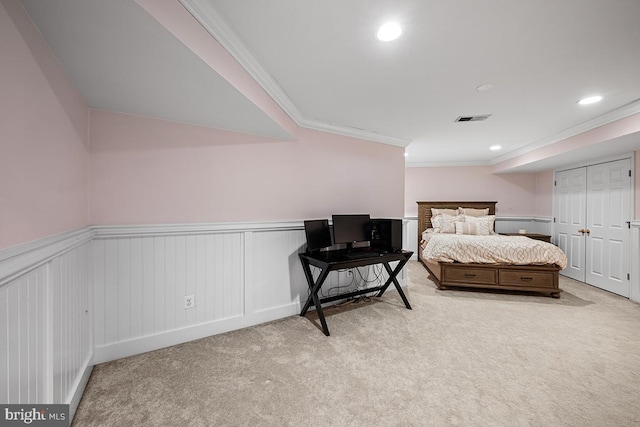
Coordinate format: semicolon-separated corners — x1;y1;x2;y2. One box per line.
499;270;555;288
443;266;497;285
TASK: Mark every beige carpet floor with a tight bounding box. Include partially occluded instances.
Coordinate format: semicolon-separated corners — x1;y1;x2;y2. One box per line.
73;261;640;426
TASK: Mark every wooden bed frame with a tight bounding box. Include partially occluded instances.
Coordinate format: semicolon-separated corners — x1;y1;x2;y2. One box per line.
417;201;562;298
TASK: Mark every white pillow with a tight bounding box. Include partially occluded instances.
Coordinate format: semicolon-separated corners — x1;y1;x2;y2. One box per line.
462;215;495;235
458;207;489;217
436;214;463;234
431;208;459;217
455;221;482;235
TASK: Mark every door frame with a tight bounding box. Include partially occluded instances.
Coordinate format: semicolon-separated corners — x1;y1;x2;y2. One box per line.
551;152;636;300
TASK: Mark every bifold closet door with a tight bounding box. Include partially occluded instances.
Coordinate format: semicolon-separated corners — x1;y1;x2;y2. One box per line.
554;158;631;297
555;167;587;281
585;159;631;297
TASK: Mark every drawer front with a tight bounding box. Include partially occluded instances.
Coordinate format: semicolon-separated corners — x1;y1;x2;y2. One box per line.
443;267;497;285
499;270;555;288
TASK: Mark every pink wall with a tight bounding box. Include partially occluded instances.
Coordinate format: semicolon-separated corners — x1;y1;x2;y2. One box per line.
404;166;539;217
0;0;88;250
534;170;554;217
88;110;404;225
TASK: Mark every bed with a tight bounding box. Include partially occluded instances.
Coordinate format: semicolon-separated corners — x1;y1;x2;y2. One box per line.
417;201;567;298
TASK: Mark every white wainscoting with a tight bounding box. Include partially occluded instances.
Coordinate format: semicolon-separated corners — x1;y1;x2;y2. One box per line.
631;221;640;303
494;217;553;237
0;229;93;419
91;222;408;364
404;218;419;260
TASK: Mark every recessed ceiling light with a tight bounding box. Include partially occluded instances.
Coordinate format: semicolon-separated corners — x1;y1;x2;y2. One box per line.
377;22;402;41
477;83;493;92
577;95;603;105
490;145;502;151
404;152;408;157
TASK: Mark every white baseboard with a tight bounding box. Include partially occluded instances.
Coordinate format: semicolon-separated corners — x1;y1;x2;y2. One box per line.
93;302;301;364
68;354;94;421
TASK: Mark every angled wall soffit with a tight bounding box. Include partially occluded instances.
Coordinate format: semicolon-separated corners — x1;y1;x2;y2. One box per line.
179;0;410;148
490;98;640;167
407;99;640;169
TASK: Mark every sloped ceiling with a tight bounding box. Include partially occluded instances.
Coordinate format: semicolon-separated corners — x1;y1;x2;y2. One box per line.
20;0;640;170
20;0;294;140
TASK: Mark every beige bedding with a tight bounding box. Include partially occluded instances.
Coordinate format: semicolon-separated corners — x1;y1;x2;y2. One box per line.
421;232;568;269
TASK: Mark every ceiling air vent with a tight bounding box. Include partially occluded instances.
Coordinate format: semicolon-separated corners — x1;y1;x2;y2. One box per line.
455;114;492;122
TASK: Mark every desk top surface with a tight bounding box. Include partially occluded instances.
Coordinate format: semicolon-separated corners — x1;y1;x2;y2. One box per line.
300;249;413;268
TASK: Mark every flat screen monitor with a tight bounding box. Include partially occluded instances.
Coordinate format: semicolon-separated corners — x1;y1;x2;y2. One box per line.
332;214;371;249
304;219;332;252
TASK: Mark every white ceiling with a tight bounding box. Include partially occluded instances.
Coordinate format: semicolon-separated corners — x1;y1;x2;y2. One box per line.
20;0;640;169
20;0;293;140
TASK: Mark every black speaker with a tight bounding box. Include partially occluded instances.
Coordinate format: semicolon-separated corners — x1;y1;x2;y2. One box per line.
369;219;403;252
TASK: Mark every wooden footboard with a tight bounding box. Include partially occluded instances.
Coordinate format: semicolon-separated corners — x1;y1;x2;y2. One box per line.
421;259;561;298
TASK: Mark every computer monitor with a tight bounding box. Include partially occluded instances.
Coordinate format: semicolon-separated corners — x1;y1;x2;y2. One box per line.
331;214;371;250
304;219;333;253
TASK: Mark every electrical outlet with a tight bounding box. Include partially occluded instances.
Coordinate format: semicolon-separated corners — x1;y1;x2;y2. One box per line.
184;294;195;309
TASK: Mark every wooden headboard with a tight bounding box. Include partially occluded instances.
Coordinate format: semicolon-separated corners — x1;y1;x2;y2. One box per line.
416;201;497;250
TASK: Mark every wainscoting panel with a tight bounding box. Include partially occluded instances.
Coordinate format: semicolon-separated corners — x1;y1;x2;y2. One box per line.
1;265;48;404
631;221;640;303
404;218;419;259
92;232;245;351
0;230;92;418
91;222;410;363
493;217;553;236
249;229;307;314
50;244;92;405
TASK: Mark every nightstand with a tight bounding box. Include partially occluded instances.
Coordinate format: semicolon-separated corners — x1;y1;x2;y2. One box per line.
501;233;551;243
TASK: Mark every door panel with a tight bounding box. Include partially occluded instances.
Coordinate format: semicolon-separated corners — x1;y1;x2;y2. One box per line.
588;237;603;275
608;239;624;281
555;168;587;281
584;159;631;297
569;234;583;270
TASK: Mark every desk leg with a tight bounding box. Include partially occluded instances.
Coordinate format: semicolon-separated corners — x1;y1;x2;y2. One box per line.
378;259;412;310
299;261;331;336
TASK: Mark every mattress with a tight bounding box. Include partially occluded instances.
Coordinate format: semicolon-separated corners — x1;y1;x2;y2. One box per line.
421;232;567;269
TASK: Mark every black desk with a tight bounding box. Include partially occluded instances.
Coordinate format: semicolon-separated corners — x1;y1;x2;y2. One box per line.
299;249;413;336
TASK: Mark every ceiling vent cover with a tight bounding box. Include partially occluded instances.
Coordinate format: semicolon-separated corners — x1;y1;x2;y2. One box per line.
455;114;492;122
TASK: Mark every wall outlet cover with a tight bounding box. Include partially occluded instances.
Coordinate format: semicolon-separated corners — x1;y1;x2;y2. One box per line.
184;294;195;309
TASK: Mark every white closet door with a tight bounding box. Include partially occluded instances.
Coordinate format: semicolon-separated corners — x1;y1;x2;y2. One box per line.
585;159;631;297
555;167;587;281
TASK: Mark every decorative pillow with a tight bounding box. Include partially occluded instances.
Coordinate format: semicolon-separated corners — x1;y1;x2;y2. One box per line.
437;214;463;234
430;215;442;232
458;207;489;217
462;215;495;235
455;221;482;235
431;208;459;217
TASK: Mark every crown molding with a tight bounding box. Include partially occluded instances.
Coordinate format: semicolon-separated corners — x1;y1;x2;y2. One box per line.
405;160;491;168
491;98;640;165
179;0;304;122
179;0;411;148
299;117;410;147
